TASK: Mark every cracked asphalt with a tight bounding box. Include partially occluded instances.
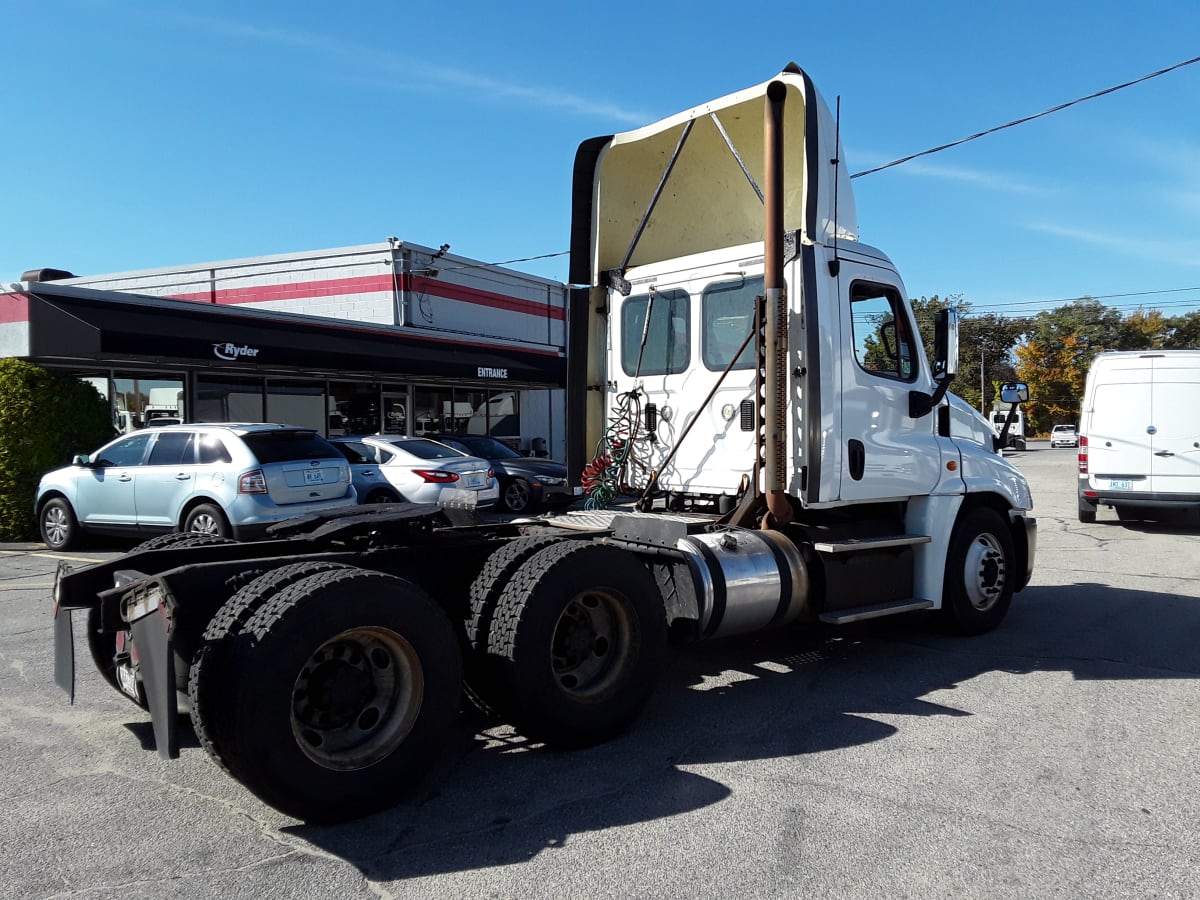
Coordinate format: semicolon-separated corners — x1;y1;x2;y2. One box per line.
1;443;1197;899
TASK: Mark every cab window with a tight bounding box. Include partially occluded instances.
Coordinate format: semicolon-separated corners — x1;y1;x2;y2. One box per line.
702;276;761;371
620;289;690;376
850;283;916;381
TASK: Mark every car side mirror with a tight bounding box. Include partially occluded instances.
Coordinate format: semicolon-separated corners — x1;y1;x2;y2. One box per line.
72;454;92;466
1000;382;1030;404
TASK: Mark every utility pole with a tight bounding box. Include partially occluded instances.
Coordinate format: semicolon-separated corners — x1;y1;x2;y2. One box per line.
979;350;986;414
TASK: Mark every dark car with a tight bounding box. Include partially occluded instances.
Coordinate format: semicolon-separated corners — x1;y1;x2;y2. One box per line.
423;433;576;513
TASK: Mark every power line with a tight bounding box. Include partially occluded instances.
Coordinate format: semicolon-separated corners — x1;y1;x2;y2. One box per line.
851;54;1200;179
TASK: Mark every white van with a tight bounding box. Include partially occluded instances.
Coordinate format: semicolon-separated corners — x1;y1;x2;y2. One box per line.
1077;350;1200;522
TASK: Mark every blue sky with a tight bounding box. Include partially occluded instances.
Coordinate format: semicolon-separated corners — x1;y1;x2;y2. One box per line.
4;0;1199;322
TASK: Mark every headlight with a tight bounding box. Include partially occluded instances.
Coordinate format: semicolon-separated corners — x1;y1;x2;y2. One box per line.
541;476;565;485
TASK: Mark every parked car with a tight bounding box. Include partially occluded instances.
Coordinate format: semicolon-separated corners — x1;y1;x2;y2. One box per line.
330;436;498;507
35;424;357;550
1050;424;1079;448
422;433;575;513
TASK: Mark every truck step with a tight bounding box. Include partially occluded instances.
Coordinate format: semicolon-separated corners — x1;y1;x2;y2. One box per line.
813;534;931;554
818;599;934;625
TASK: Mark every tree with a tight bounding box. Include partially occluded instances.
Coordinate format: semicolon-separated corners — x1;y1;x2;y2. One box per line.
907;295;1022;413
0;361;114;540
1164;311;1200;348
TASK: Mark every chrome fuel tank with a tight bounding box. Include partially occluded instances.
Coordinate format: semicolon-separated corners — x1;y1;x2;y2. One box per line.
676;528;809;639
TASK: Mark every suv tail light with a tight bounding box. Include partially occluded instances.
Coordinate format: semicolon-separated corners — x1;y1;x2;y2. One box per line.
1078;436;1089;474
415;469;460;484
239;469;268;494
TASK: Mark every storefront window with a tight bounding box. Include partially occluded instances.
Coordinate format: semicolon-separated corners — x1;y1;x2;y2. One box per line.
195;377;263;422
110;374;184;428
413;386;519;437
329;381;381;436
267;381;325;432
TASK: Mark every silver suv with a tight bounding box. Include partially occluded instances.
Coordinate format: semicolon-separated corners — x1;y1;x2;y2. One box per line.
35;424;357;549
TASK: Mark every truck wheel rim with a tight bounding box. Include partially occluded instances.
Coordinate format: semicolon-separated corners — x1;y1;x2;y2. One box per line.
290;626;423;770
44;507;68;544
550;589;634;698
964;533;1006;612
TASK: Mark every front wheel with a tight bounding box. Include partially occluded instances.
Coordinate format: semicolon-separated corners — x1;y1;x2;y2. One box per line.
215;568;463;823
500;477;535;513
941;507;1016;635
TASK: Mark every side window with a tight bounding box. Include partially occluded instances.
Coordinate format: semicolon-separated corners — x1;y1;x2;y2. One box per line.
620;289;690;376
94;434;152;467
850;283;917;381
702;276;762;372
147;432;195;466
198;434;233;465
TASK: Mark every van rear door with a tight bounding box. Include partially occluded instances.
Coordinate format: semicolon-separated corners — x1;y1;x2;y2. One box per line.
1148;358;1200;494
1087;374;1153;493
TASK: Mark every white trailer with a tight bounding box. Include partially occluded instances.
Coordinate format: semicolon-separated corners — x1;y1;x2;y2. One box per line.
51;64;1037;824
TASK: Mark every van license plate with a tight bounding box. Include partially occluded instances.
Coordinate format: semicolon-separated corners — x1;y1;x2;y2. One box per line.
1109;479;1132;490
304;469;325;485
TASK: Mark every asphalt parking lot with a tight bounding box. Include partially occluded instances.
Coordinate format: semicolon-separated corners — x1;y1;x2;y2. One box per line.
1;443;1197;899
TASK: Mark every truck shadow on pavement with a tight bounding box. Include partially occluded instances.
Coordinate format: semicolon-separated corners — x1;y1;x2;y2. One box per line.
289;580;1199;882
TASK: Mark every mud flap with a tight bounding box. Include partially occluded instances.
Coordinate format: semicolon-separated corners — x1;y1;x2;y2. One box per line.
53;608;75;703
130;610;179;759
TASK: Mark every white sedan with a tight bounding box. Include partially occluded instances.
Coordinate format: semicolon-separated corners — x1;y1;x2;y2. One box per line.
332;436;499;507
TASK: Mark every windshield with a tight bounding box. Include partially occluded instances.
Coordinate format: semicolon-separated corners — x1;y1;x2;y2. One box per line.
454;436;522;459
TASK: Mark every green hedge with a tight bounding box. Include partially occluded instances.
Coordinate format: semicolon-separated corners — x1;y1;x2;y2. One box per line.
0;360;114;541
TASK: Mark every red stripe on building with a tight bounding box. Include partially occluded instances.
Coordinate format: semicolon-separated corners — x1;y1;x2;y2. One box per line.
167;273;565;321
0;292;30;324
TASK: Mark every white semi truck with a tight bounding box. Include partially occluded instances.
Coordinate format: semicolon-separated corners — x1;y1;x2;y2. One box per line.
51;64;1036;823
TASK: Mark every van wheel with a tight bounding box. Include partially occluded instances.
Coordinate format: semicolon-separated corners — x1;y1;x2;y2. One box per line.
1077;508;1097;523
183;503;231;538
485;541;666;746
214;568;462;823
40;498;81;550
941;507;1015;635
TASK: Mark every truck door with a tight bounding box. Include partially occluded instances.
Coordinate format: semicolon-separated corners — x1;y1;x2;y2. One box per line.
836;271;941;502
610;271;759;497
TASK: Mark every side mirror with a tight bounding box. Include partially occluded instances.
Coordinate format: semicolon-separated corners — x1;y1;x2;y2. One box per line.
1000;382;1030;404
934;308;959;378
71;454;91;467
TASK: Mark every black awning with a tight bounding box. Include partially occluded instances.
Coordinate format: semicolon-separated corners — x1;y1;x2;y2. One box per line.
24;283;565;385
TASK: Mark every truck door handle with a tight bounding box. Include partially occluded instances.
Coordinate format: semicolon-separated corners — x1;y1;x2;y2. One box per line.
848;439;865;481
1154;450;1175;457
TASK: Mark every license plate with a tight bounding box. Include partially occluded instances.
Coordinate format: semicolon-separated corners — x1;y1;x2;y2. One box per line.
116;663;140;701
1109;479;1132;490
465;474;483;488
304;469;325;485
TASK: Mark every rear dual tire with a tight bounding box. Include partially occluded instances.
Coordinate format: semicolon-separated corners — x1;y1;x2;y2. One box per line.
195;568;462;823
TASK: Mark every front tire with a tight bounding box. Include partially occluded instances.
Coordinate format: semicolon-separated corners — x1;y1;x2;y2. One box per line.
500;477;535;513
485;541;666;747
941;507;1016;635
40;497;81;550
183;502;231;538
215;568;462;823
